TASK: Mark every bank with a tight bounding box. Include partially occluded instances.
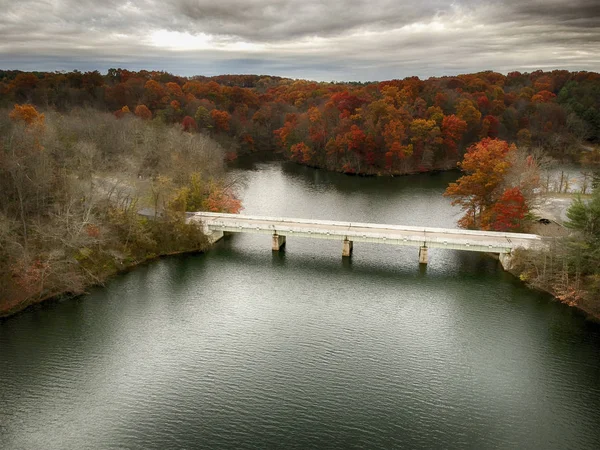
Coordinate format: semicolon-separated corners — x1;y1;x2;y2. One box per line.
0;213;211;320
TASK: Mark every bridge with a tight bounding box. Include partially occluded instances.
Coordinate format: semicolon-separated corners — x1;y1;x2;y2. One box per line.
189;212;543;269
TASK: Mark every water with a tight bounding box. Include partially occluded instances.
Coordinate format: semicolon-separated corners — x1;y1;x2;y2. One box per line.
2;161;600;449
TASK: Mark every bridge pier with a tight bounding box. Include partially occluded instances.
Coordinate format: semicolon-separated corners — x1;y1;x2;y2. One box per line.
272;234;286;251
342;239;353;257
419;246;428;264
207;230;224;244
499;253;513;270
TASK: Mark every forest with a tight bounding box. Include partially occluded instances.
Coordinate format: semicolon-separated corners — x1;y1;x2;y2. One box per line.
0;105;240;316
1;68;600;318
1;69;599;175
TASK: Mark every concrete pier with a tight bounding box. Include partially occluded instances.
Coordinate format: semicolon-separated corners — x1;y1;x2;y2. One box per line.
499;253;513;271
419;246;428;264
207;230;224;244
272;234;286;251
342;239;353;257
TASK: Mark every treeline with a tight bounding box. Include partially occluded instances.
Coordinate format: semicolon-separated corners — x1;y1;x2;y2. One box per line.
1;69;599;175
0;105;240;316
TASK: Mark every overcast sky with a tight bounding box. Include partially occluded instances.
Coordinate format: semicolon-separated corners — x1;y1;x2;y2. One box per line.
1;0;599;81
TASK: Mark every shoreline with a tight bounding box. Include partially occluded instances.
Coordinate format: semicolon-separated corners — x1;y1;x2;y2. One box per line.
3;234;599;324
234;152;460;177
0;247;206;321
2;157;597;322
487;251;600;323
508;266;600;323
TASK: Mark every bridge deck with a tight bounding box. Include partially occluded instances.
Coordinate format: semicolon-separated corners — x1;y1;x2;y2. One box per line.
190;212;542;254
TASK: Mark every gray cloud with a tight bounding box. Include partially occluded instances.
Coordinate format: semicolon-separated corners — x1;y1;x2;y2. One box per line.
0;0;598;81
171;0;456;40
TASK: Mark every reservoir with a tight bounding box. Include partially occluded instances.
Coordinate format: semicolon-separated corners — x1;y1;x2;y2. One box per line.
1;161;600;449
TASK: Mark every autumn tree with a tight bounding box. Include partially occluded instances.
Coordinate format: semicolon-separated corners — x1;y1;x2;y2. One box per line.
211;109;231;132
456;99;482;133
170;173;241;214
441;114;467;158
290;142;314;163
114;105;131;119
444;138;515;229
9;104;45;128
490;187;528;231
182;116;197;132
143;80;166;109
134;104;152;120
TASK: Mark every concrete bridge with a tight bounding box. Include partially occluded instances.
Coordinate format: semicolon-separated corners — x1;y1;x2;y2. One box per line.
189;212;543;268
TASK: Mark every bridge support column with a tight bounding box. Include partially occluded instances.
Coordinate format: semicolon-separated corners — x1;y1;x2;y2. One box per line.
499;253;513;271
272;234;286;251
419;246;428;264
207;230;224;244
342;239;353;257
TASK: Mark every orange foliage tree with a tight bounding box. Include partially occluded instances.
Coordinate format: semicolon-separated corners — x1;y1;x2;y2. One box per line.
211;109;231;132
114;105;131;119
290;142;313;163
9;104;45;128
205;185;242;213
444;138;515;229
134;104;152;120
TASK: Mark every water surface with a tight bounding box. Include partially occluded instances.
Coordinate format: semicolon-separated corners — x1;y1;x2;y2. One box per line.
2;161;600;449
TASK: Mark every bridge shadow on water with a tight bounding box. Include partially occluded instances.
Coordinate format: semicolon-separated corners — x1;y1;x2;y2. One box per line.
176;233;522;290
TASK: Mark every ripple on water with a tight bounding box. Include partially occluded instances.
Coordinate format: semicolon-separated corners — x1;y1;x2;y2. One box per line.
2;162;600;449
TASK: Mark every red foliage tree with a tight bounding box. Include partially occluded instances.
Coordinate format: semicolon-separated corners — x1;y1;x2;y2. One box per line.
182;116;197;132
441;115;467;157
490;187;528;231
480;115;500;138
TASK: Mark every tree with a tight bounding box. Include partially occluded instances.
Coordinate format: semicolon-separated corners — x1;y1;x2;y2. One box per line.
205;183;242;213
211;109;231;132
9;104;45;128
441;115;467;157
182;116;197;132
566;191;600;239
444;138;515;229
491;187;528;231
143;80;167;109
134;104;152;120
114;105;131;119
195;106;212;129
456;99;482;130
290;142;314;163
166;82;183;98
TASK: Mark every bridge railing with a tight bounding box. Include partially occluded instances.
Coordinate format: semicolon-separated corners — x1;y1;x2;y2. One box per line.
190;212;542;242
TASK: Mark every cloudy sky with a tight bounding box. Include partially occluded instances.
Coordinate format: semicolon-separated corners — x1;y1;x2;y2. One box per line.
1;0;599;81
